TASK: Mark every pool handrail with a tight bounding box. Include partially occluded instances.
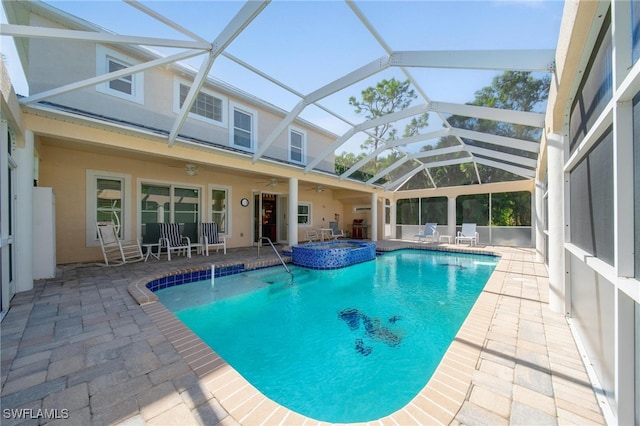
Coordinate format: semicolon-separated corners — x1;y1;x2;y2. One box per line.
257;237;291;275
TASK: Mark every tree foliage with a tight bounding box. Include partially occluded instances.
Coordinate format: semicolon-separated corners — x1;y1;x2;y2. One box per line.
348;78;419;151
425;71;550;187
336;71;550;192
336;78;429;180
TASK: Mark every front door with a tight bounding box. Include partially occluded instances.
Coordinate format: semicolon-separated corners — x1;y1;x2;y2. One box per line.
253;192;277;244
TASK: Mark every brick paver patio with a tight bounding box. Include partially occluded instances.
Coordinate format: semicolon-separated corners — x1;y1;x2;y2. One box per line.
1;242;606;425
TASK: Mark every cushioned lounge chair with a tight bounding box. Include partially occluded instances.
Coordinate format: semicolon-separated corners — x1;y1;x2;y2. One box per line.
329;222;344;239
414;222;438;243
96;222;144;266
456;223;479;246
159;223;191;261
202;222;226;255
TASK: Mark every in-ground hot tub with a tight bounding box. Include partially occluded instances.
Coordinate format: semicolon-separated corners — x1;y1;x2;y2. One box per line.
292;240;376;269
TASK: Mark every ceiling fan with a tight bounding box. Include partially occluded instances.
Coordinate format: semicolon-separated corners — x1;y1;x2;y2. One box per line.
168;162;199;176
307;185;326;193
257;178;283;188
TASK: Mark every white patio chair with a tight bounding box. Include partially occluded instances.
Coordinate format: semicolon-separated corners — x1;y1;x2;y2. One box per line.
304;229;319;242
328;228;345;239
96;222;144;266
202;222;226;255
328;221;344;239
414;222;439;243
159;223;191;261
455;223;479;246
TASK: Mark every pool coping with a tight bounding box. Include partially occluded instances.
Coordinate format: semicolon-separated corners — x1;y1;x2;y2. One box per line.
128;243;505;424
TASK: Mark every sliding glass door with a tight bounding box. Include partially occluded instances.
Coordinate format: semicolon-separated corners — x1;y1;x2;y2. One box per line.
140;183;200;244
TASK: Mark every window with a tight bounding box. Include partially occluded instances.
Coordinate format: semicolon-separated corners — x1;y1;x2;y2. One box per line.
107;58;132;95
210;187;229;234
140;183;201;243
96;45;144;104
385;199;391;225
174;80;227;126
96;178;124;232
298;203;311;225
289;127;306;164
569;128;614;265
231;102;256;151
173;187;199;224
86;170;132;246
569;10;612;153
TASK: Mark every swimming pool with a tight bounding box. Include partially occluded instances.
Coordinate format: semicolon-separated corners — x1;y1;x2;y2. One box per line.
155;249;498;422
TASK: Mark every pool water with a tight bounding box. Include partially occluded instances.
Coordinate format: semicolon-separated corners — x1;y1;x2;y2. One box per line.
155;250;498;422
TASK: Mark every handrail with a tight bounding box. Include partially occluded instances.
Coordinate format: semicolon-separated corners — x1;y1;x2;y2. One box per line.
257;237;291;275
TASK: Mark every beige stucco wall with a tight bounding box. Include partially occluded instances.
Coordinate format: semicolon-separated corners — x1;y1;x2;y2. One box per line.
36;135;350;264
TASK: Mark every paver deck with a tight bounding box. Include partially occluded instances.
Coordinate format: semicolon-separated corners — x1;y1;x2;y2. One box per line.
1;242;606;425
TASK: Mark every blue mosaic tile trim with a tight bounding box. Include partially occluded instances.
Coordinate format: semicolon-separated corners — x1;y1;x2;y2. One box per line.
292;240;376;269
145;264;244;293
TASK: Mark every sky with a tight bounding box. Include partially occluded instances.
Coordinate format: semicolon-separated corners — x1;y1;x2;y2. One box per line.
1;0;564;154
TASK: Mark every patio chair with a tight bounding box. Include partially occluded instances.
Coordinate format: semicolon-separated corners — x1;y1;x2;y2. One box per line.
328;229;345;239
414;222;438;243
456;223;479;246
328;221;344;239
304;229;319;242
159;223;191;261
202;222;226;256
96;222;144;266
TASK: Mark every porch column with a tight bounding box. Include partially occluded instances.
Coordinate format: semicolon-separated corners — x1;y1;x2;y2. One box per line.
547;132;566;313
15;130;34;292
288;177;298;245
534;181;545;262
370;193;378;242
447;196;456;241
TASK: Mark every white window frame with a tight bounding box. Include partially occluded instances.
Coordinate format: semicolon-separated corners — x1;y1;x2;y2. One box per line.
173;78;228;128
86;170;132;247
229;101;257;152
138;179;203;223
288;126;306;165
298;202;312;226
208;184;232;236
96;45;144;104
